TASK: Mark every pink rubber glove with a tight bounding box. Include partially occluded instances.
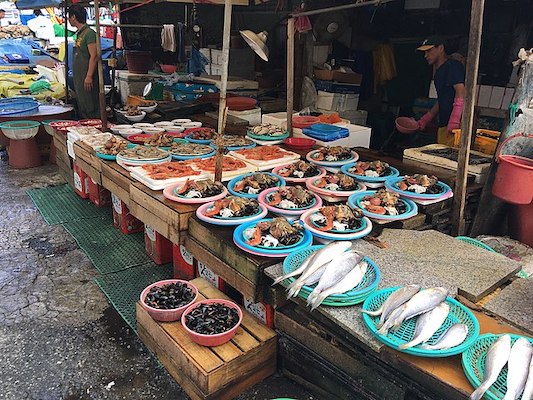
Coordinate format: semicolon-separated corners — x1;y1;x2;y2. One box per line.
417;111;434;131
447;97;464;133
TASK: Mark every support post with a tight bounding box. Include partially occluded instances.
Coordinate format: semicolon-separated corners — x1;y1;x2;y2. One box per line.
64;0;69;104
452;0;486;235
214;0;232;182
286;17;295;135
94;1;108;131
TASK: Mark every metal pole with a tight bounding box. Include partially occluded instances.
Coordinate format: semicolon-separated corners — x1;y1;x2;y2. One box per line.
64;0;70;104
94;1;108;130
452;0;486;236
286;17;294;135
214;0;232;182
290;0;393;18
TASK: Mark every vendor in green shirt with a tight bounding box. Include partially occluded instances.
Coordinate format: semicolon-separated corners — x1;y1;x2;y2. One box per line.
68;5;99;119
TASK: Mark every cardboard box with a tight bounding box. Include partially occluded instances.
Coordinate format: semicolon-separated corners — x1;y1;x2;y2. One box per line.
172;242;195;280
314;69;363;84
244;296;274;328
144;225;173;265
195;261;225;291
88;177;111;208
112;193;144;234
73;163;89;199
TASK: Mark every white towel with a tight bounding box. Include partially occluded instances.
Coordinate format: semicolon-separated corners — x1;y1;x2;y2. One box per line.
161;24;176;52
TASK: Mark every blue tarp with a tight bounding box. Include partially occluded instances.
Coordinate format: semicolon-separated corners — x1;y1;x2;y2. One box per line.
0;39;55;65
67;37;115;87
15;0;61;10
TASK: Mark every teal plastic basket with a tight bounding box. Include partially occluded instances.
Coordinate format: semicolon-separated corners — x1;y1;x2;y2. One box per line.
456;236;496;253
282;245;381;305
461;334;533;400
362;287;480;357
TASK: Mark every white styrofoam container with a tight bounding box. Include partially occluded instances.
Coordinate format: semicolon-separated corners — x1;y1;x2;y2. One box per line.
262;112;290;126
227;107;262;126
489;86;505;109
316;91;359;112
477;85;492;107
67;140;76;159
501;87;515;110
339;110;368;126
293;123;371;149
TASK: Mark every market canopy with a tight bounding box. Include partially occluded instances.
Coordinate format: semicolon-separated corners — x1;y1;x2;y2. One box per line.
14;0;61;10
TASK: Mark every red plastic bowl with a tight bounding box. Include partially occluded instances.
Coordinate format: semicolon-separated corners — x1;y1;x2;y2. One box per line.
181;299;243;347
160;64;177;74
79;119;102;127
395;117;418;135
49;120;79;134
292;116;320;129
126;133;152;144
140;279;198;322
226;97;257;111
284;137;316;151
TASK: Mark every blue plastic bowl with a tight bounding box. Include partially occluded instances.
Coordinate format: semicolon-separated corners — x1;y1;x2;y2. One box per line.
348;190;418;220
385;177;452;200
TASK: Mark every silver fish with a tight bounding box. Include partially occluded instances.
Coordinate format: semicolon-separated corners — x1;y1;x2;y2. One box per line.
307;252;364;304
287;244;355;298
398;302;449;350
378;287;448;335
504;337;533;400
308;262;368;311
303;264;328;286
470;334;512;400
520;355;533;400
419;323;469;351
361;284;421;329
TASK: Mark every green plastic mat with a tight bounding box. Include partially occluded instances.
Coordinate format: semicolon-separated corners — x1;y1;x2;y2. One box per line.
62;216;151;275
95;262;174;332
27;184;108;225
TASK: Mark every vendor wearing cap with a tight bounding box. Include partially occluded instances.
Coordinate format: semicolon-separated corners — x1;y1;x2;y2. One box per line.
416;36;465;146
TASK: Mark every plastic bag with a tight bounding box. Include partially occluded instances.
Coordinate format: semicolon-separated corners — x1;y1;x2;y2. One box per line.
300;76;317;111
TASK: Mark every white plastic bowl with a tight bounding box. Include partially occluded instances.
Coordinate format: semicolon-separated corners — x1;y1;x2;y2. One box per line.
154;121;175;127
164;126;185;134
138;103;158;113
118;128;143;137
143;127;165;135
124;111;146;122
111;124;133;133
133;123;154;129
181;121;202;129
172;118;192;125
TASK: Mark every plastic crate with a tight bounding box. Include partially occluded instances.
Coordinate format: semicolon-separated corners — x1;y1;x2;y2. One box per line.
314;80;361;94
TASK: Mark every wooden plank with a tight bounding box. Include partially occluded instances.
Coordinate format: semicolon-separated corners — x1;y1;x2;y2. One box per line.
73;141;102;173
129;200;181;243
186;237;259;301
188;217;279;284
102;175;130;206
75;156;101;184
101;161;134;205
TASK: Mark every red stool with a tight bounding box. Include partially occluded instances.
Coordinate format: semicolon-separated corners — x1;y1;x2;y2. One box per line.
0;121;42;169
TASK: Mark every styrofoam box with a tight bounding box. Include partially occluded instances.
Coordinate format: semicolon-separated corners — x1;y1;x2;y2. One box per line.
501;87;515;110
262;112;292;126
489;86;505;109
316;91;359;112
293;123;371;148
477;85;492;107
67;140;76;159
227;107;262;126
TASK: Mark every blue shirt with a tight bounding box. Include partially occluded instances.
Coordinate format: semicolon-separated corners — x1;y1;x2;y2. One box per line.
434;59;465;127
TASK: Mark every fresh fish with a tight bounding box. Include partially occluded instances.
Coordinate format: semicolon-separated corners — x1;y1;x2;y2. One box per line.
307;252;364;304
308;262;368;311
378;287;448;335
273;240;352;285
361;284;421;329
398;302;449;350
521;355;533;400
303;264;328;286
419;323;469;350
504;337;533;400
287;243;355;298
469;334;512;400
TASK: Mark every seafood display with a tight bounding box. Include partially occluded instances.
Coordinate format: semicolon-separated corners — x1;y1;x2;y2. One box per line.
125;105;143;116
174;179;224;198
144;132;175;147
232;172;282;195
419;323;469;351
204;196;261;219
97;136;128;155
359;190;407;216
144;282;195;310
309;205;364;232
235;145;292;161
82;133;113;149
310;146;354;162
184;302;240;335
243;217;304;247
362;285;421;328
118;146;169;160
266;186;316;209
313;172;360;192
347;160;392;177
186;128;215;141
248;123;286;137
188;156;247;172
276;161;321;179
141;162;201;180
221;135;254;148
170;142;213;156
397;174;443;194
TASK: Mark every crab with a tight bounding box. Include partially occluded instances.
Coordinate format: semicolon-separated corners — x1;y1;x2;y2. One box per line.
204;196;259;218
361;189;406;215
350;160;390;177
312;205;363;231
315;173;359;191
313;146;352;162
233;173;279;194
245;217;303;246
278;161;319;179
268;185;314;209
177;179;224;198
398;174;438;192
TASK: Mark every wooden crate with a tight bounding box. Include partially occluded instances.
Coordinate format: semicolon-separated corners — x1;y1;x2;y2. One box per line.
101;161;134;206
73;141;102;184
129;182;197;244
188;217;280;287
137;277;277;400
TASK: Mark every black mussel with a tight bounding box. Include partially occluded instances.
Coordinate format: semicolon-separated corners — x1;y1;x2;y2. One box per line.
185;302;239;335
144;282;195;310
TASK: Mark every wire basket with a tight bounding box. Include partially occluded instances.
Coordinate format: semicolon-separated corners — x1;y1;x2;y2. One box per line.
0;120;40;140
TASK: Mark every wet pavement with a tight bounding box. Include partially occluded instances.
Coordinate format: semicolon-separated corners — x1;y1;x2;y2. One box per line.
0;159;315;400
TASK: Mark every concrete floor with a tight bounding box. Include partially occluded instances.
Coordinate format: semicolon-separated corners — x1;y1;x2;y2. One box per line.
0;158;315;400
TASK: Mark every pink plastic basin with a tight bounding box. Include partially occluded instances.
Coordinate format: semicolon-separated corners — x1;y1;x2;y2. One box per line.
181;299;243;347
395;117;418;134
140;279;198;322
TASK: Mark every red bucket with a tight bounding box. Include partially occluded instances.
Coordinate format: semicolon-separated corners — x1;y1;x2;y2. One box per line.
492;133;533;205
